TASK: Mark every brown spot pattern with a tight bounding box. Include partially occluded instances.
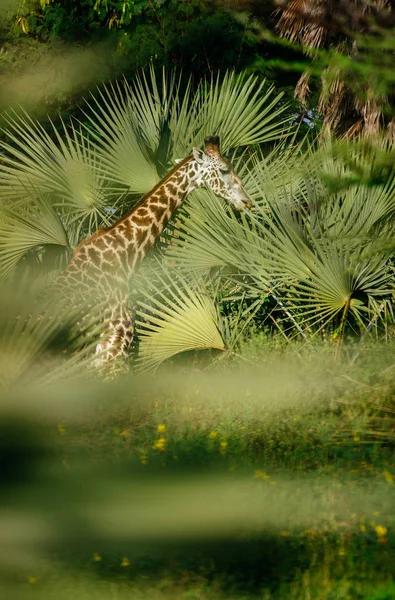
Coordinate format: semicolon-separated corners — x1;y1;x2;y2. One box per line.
53;145;250;368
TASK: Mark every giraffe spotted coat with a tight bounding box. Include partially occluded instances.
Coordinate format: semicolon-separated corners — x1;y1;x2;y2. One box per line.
55;136;252;365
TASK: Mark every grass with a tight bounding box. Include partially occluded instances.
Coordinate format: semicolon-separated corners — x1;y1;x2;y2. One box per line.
1;338;395;599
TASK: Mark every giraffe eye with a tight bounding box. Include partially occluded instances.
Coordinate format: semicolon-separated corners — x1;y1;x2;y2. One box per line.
219;168;230;175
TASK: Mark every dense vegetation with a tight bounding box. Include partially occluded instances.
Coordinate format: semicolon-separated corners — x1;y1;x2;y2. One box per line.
0;1;395;598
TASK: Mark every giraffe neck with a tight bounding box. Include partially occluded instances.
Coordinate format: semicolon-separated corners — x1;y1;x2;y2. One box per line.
115;155;196;271
56;156;200;294
53;155;202;366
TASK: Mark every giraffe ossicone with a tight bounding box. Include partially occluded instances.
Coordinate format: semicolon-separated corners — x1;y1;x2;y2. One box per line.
55;136;252;368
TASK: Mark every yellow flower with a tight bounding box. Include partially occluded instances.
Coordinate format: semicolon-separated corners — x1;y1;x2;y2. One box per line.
57;424;66;435
360;525;366;532
375;525;387;538
383;470;394;484
254;470;270;480
353;435;360;442
93;552;102;562
280;531;290;537
157;424;166;434
209;431;219;439
121;557;130;567
219;440;228;454
27;577;37;584
120;430;130;437
152;437;166;451
338;548;346;556
140;454;148;465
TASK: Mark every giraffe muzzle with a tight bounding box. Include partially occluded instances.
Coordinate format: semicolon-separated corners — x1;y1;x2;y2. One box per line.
244;197;253;210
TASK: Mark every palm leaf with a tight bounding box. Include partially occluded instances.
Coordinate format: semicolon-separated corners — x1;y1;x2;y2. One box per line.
0;275;98;388
167;139;394;338
129;67;181;160
0;196;69;279
48;122;112;226
248;193;393;332
99;68;293;165
135;267;225;372
244;134;320;209
0;110;113;237
194;71;291;152
171;71;292;158
166;188;272;285
82;81;159;193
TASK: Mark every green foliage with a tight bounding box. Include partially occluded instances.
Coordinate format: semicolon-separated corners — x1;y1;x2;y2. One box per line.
1;342;395;597
0;0;303;125
0;5;395;599
0;195;68;278
9;0;259;76
135;266;225;372
0;66;394;370
164;133;395;347
0;68;287;285
0;275;97;388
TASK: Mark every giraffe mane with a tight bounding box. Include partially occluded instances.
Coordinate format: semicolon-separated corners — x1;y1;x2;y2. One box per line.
72;155;193;257
73;228;106;256
115;154;194;225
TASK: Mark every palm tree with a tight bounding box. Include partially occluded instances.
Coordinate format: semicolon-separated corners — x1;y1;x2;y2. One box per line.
275;0;395;137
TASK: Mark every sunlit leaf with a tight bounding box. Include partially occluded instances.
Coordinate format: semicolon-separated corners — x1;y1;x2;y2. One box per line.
0;196;69;279
135;268;225;372
83;81;159;192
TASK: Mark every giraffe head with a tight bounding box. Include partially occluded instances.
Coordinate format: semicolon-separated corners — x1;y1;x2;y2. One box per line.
191;136;252;211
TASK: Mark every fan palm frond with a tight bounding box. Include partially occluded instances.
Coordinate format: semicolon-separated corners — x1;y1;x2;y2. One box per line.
135;267;225;372
83;81;159;193
242;134;320;209
98;68;293;164
0;275;99;388
195;71;291;152
167;139;394;339
0;111;110;227
129;67;183;161
171;71;291;158
0;196;69;279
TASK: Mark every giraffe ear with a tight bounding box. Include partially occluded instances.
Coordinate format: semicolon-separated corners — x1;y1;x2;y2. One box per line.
192;147;210;164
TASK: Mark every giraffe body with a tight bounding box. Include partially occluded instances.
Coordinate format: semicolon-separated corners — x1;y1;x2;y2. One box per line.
55;137;251;366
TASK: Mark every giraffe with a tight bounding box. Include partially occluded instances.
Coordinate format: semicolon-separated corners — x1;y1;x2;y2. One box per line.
55;136;252;366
